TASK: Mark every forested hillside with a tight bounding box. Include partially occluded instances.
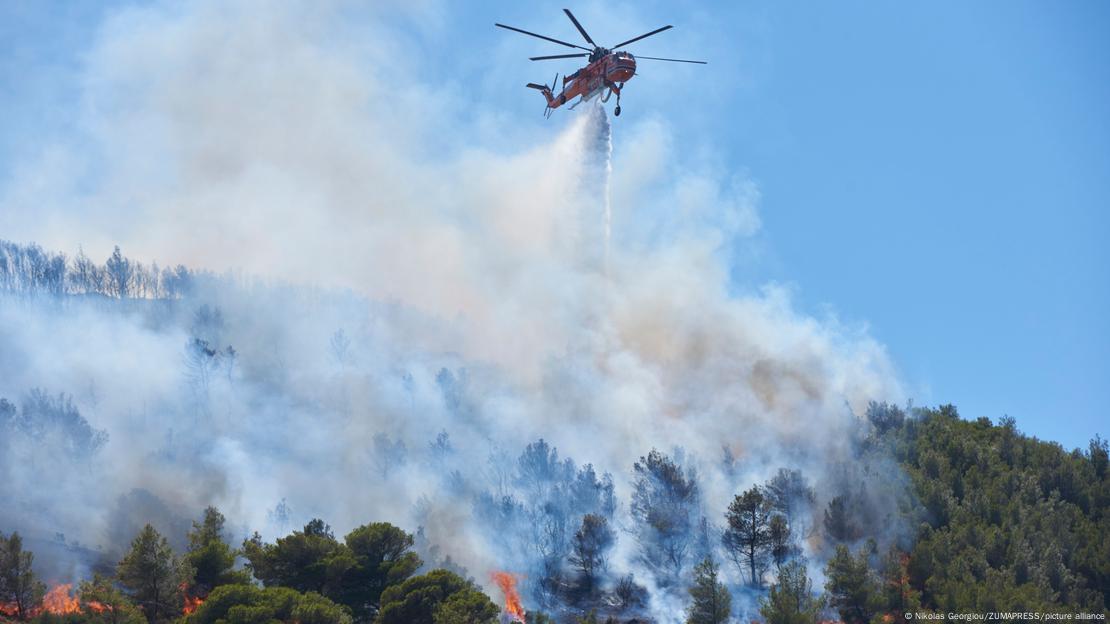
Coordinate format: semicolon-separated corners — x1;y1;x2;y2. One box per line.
817;404;1109;622
1;241;1106;623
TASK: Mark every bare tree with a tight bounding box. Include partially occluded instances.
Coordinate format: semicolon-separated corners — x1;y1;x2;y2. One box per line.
105;246;133;298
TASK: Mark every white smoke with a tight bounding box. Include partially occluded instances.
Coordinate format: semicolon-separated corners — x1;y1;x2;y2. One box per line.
0;1;905;619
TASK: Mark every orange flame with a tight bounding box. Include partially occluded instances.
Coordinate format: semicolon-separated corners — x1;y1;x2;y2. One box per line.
491;571;525;622
183;594;204;615
43;584;81;615
179;582;205;616
0;583;117;620
85;601;111;614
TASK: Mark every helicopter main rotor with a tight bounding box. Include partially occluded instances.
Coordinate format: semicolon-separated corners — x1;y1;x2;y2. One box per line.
495;8;707;66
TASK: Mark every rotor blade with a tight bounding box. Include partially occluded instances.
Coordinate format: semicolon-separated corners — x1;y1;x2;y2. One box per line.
562;9;595;46
634;55;707;64
530;53;589;61
495;23;591;51
611;25;673;49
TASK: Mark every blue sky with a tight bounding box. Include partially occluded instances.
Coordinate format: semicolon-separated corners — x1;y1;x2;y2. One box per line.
1;0;1106;450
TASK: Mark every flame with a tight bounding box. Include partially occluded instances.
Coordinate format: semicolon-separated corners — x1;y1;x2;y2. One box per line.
85;601;111;614
183;594;204;615
0;583;116;620
43;584;81;615
180;583;205;616
491;571;525;623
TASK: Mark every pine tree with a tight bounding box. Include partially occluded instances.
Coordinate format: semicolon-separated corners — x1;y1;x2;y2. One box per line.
0;532;46;620
877;546;921;618
570;514;615;592
824;544;880;624
723;486;772;587
630;449;700;586
431;587;499;624
759;560;823;624
185;507;249;594
768;515;794;566
117;524;185;622
77;574;147;624
686;558;732;624
823;495;857;542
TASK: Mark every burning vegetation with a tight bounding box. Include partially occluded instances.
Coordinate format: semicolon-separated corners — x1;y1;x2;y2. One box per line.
1;244;1107;624
2;404;1108;623
492;572;526;622
3;584;115;619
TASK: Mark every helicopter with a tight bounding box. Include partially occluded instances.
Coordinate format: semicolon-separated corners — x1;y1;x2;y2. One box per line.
496;9;706;117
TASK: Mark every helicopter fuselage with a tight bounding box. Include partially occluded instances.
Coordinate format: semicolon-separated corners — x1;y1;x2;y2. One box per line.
560;51;636;107
531;51;636;113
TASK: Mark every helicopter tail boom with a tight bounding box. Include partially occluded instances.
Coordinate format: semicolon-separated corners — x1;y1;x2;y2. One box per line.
525;75;567;116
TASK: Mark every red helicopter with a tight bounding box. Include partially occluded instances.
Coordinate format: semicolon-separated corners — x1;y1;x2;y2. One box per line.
496;9;706;117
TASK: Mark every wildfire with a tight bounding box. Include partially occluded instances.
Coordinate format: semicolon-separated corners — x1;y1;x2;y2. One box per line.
0;584;112;619
43;584;81;615
183;594;204;615
179;583;205;616
491;571;525;623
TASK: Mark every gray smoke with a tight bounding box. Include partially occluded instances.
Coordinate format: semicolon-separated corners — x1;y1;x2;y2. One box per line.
0;2;907;620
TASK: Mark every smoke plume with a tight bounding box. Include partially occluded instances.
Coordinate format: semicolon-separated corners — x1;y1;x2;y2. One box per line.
0;1;905;620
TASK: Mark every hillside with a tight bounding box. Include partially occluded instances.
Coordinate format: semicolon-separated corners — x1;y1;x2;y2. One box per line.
1;242;1106;623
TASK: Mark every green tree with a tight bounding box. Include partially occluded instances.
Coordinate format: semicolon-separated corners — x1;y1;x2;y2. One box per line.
1089;435;1108;478
242;519;347;596
184;584;351;624
375;569;473;624
824;544;880;624
685;558;731;624
77;574;147;624
338;522;422;618
185;507;249;594
431;588;499;624
242;520;421;619
0;532;46;620
116;524;186;623
759;560;823;624
723;486;772;587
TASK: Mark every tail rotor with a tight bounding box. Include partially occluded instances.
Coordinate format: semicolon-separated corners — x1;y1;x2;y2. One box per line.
545;73;558;117
524;73;563;118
